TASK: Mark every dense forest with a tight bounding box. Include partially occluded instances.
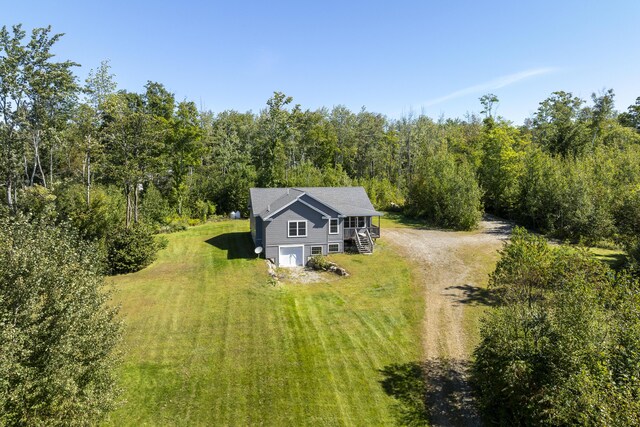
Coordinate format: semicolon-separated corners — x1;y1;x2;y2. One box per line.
2;24;640;424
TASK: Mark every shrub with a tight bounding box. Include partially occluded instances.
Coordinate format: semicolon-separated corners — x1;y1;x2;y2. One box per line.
193;199;209;222
55;184;124;242
140;183;172;227
0;215;120;425
359;177;405;211
406;149;483;230
16;184;57;220
472;228;640;426
308;255;332;270
106;225;167;274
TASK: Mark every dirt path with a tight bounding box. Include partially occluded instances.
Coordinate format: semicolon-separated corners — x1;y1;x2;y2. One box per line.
384;216;512;427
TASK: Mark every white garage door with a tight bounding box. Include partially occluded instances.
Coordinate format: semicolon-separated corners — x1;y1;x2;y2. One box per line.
279;246;304;267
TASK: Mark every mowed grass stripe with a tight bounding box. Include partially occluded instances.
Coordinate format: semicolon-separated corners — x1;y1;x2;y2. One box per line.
305;296;375;425
104;220;422;426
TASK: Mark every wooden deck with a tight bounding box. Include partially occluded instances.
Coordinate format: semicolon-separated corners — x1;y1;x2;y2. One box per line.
343;225;380;240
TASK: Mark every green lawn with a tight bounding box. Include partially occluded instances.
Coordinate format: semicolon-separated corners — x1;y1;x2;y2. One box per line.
104;220;423;426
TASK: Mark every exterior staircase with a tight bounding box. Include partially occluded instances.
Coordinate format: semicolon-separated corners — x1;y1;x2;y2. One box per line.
353;228;374;254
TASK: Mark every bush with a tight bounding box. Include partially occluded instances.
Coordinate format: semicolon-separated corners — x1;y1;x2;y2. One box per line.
106;225;167;274
16;184;57;220
55;184;124;242
140;183;172;227
472;228;640;426
308;255;332;270
0;215;121;425
406;149;483;230
192;199;209;222
359;177;405;211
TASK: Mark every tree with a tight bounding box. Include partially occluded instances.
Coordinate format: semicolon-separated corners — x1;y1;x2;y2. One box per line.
0;25;78;207
618;96;640;132
106;224;166;274
166;101;203;215
296;108;338;170
143;81;174;121
582;89;617;152
406;147;483;230
478;124;526;215
489;226;553;306
530;91;589;157
102;91;163;226
0;215;120;425
254;92;299;186
79;60;116;206
479;93;499;120
515;146;564;232
329;105;357;170
353;109;390;180
21;26;79;189
0;25;27;209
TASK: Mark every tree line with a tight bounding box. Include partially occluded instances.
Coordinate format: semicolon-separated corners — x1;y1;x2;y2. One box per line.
3;26;640;242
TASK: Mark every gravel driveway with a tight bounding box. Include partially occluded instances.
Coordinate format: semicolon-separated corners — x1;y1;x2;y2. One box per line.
384;216;512;426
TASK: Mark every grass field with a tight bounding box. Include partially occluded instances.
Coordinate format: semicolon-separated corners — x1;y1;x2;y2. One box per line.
104;220;423;426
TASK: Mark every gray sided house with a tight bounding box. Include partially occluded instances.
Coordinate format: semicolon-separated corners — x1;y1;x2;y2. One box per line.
249;187;382;267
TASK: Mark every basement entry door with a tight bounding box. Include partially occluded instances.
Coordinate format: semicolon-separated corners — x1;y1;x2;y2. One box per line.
279;246;304;267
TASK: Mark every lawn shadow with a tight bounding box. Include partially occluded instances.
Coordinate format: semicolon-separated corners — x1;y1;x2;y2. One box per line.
444;284;497;306
380;358;480;427
594;252;627;270
379;362;429;426
205;232;255;259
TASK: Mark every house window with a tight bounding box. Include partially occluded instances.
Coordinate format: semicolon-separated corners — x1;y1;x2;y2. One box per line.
347;216;366;228
288;220;307;237
311;246;322;256
329;218;339;234
328;243;340;253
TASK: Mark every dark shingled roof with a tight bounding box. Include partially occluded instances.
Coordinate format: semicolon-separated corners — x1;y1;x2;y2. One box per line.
249;187;382;218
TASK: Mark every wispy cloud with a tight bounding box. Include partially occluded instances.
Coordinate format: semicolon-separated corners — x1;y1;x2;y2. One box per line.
421;67;557;107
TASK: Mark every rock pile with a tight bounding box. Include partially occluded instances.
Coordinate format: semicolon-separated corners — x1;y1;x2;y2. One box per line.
306;256;349;277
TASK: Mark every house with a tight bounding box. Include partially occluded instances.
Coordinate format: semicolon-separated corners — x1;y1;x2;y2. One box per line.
249;187;383;267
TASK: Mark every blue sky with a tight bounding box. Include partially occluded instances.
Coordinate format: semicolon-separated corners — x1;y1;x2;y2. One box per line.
4;1;640;123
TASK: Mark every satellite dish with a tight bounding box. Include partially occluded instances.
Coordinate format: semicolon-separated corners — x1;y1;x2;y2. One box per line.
254;246;263;254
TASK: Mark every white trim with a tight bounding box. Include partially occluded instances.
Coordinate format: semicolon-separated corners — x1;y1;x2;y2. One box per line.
262;195;303;219
310;246;323;256
263;191;342;220
262;193;330;220
328;243;340;253
287;220;307;238
329;218;339;235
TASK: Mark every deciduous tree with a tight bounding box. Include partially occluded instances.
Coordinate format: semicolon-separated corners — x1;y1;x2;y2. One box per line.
0;215;121;425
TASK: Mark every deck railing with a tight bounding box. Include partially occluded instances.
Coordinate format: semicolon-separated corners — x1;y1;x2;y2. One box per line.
343;225;380;240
